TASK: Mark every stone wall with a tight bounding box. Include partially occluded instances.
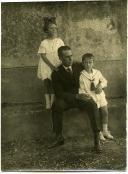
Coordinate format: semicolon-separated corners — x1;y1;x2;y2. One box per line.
1;1;126;103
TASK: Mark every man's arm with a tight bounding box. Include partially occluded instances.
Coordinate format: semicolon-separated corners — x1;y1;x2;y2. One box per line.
52;71;76;103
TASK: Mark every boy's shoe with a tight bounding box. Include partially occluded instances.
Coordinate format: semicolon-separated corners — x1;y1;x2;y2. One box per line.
103;131;114;140
99;131;106;141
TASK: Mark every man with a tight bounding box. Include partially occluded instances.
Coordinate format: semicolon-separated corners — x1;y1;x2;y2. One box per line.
50;46;102;152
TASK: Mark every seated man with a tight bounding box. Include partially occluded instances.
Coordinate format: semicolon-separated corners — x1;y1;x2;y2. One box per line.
50;46;102;152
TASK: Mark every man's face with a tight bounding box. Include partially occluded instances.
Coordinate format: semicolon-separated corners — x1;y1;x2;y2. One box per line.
82;58;94;71
60;50;73;67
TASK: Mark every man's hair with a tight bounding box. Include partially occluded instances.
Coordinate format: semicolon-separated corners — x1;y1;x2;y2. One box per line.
82;53;94;62
58;46;71;58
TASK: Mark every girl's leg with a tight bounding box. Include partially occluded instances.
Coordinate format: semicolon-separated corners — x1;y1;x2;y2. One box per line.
100;105;114;139
51;94;55;107
44;79;51;109
45;94;51;109
48;79;55;108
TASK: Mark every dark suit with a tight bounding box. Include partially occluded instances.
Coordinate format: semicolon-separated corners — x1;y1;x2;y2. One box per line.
51;64;101;147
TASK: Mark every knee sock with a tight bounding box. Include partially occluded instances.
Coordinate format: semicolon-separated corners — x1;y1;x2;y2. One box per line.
103;123;108;132
45;94;51;109
50;94;55;107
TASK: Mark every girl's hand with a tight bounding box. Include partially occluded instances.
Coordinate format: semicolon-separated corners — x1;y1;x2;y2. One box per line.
51;66;58;71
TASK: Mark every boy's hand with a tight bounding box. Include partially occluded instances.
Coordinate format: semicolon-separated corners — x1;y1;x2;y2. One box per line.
76;93;92;101
95;84;102;94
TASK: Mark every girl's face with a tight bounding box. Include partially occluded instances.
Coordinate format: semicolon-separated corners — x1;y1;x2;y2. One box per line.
47;23;57;37
82;58;94;72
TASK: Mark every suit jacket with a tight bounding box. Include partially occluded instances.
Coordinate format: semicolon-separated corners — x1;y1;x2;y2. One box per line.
51;63;83;103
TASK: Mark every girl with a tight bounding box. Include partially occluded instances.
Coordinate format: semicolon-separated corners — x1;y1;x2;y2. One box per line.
79;53;114;141
37;17;64;109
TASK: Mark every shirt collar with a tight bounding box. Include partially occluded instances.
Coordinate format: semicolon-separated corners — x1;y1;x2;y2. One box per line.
63;65;72;70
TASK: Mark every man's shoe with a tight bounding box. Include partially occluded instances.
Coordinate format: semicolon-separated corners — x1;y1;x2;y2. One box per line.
103;131;114;140
93;145;102;153
48;139;64;149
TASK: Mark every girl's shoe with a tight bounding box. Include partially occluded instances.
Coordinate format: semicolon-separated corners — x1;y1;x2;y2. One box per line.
99;131;106;141
103;131;114;140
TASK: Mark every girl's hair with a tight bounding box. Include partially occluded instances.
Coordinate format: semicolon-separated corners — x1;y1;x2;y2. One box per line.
82;53;94;62
43;16;56;33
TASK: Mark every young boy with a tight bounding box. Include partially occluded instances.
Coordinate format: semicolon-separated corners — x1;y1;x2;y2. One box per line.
79;53;114;141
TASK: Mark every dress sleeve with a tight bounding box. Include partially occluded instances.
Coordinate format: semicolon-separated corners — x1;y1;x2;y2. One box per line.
38;40;46;54
98;71;107;88
58;38;64;47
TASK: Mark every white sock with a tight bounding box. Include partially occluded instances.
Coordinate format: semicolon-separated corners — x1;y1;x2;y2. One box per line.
103;124;108;132
45;94;51;109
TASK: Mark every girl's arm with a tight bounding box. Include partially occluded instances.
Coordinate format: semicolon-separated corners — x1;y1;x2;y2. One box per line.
40;53;57;71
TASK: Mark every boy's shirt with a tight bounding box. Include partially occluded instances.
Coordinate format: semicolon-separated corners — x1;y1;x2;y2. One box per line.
79;68;107;108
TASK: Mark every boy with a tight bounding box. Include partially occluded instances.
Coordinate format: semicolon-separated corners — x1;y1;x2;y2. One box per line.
79;53;114;141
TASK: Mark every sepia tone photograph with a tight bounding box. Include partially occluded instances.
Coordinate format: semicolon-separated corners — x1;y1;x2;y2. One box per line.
1;0;127;171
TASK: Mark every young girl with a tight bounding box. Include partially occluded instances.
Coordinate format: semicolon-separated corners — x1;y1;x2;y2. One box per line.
37;17;64;109
79;53;114;141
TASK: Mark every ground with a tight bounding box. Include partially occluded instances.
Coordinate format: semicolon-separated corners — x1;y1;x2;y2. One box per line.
1;100;126;171
1;136;126;171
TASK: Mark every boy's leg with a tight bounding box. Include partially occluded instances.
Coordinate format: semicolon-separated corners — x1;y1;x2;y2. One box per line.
100;105;114;139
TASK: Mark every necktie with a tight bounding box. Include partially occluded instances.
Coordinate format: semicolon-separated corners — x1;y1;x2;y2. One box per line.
90;80;95;91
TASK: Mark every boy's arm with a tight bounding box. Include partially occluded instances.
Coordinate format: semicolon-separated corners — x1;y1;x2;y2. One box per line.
98;71;107;89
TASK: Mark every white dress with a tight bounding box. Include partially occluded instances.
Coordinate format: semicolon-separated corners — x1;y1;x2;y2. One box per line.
79;69;108;108
37;38;64;80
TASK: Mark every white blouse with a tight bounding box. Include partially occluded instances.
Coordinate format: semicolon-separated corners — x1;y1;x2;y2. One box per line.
37;37;64;80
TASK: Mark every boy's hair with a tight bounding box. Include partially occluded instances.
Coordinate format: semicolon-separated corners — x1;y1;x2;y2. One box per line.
82;53;94;62
58;46;71;58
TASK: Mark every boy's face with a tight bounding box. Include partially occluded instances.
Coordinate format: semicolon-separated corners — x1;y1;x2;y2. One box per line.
82;58;94;71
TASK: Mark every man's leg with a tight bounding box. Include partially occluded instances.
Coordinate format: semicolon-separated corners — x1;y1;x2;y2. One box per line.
50;99;76;148
77;99;102;152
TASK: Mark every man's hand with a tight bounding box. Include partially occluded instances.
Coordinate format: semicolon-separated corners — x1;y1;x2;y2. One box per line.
95;84;102;94
76;93;92;101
